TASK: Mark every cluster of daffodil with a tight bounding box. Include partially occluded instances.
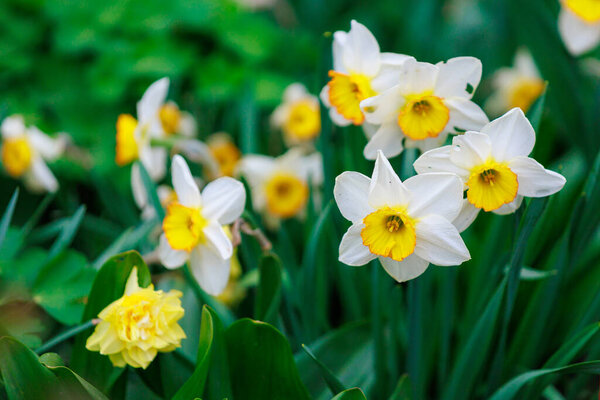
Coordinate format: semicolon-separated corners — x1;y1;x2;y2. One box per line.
324;21;566;282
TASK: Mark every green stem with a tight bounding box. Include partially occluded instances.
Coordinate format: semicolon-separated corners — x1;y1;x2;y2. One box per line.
35;319;97;354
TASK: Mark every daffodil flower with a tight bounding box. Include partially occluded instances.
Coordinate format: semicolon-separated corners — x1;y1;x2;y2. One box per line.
86;267;186;369
131;163;178;220
172;133;241;180
237;148;322;224
414;108;566;231
320;20;412;127
334;150;470;282
159;100;197;137
271;83;321;145
558;0;600;55
486;49;545;115
360;57;489;159
158;155;246;295
1;115;67;193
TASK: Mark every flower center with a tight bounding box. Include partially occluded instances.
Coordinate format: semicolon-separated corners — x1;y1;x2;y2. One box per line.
115;114;139;166
285;100;321;140
2;137;33;177
361;206;417;261
564;0;600;23
163;203;208;251
509;79;545;113
466;160;519;211
209;139;241;177
159;103;181;136
264;173;308;218
397;93;450;141
327;71;376;125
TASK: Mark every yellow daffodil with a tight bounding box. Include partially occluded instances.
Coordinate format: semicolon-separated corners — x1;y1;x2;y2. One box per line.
320;20;412;127
486;49;545;115
558;0;600;55
158;155;246;295
334;150;470;282
1;115;67;193
414;108;566;231
85;267;186;369
360;57;489;159
237;148;322;224
271;83;321;145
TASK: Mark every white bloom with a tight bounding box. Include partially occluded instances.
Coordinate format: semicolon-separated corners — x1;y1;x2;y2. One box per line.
360;57;489;159
1;115;67;193
158;155;246;295
558;0;600;55
414;108;566;230
334;150;470;282
271;83;321;146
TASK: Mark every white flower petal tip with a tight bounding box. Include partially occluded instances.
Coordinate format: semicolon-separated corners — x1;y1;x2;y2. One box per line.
202;177;246;225
414;214;471;266
509;157;567;197
158;234;188;269
379;255;430;283
171;155;201;208
368;150;409;208
338;223;376;266
189;246;231;296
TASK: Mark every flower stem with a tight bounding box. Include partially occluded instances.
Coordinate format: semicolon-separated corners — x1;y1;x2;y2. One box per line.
35;319;98;355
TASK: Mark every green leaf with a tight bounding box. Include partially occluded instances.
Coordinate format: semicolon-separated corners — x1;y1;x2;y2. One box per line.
301;344;346;395
254;252;283;324
525;85;547;132
225;319;311;400
0;188;18;248
47;205;86;260
390;374;412;400
136;162;165;221
204;306;232;400
331;388;367;400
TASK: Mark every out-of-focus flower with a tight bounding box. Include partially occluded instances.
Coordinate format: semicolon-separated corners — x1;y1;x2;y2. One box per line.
360;57;489;159
235;0;276;10
237;148;322;223
320;20;411;127
131;163;178;220
558;0;600;55
207;133;242;177
1;115;67;193
158;155;246;295
115;78;169;181
85;267;186;369
215;227;246;307
334;150;470;282
271;83;321;145
486;49;545;115
414;108;566;230
159;101;197;137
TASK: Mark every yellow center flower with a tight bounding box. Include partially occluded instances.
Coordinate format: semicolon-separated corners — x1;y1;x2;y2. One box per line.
85;269;186;369
327;71;376;125
115;114;139;166
466;160;518;211
397;93;450;140
264;172;308;218
163;203;208;251
159;103;181;136
208;138;241;177
509;79;545;113
361;206;417;261
565;0;600;23
2;137;33;177
284;100;321;141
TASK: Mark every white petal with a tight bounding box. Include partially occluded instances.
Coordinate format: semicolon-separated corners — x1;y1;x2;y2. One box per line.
449;131;492;170
405;135;448;153
300;152;324;186
342;20;380;76
283;83;309;103
414;214;471;266
201;177;246;225
413;145;470;178
173;139;220;178
1;115;26;139
482;108;535;161
370;56;410;92
404;173;463;221
332;31;348;73
139;146;167;181
445;98;489;133
27;127;67;160
131;163;147;209
29;158;58;193
435;57;482;99
178;112;197;137
334;171;373;222
558;8;600;56
363;123;404;160
339;223;376;266
493;195;524;215
397;59;439;95
329;108;353;127
203;222;233;259
361;85;404;125
514;48;540;79
171;154;201;208
453;200;480;232
189;245;231;296
509;156;566;197
379;254;429;283
158;234;188;269
137;77;169;124
368;150;410;208
237;155;275;188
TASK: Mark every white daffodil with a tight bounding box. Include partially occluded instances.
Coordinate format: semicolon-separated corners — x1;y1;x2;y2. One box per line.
237;148;322;223
116;77;170;181
1;115;67;193
360;57;489;159
414;108;566;231
558;0;600;55
271;83;321;146
158;155;246;295
486;49;546;116
320;20;412;127
334;150;470;282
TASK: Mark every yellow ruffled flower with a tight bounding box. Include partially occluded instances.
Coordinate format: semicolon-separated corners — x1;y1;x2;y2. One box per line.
86;267;186;369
